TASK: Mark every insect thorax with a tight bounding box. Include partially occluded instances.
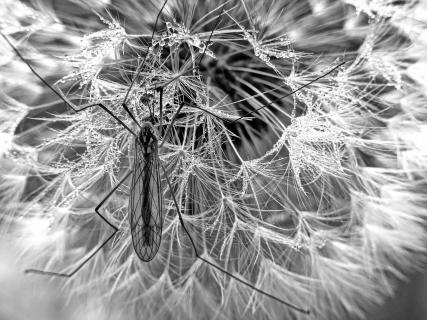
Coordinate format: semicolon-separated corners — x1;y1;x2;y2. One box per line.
137;122;158;156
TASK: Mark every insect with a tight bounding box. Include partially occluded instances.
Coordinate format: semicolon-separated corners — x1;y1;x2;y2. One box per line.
129;120;163;261
1;0;345;314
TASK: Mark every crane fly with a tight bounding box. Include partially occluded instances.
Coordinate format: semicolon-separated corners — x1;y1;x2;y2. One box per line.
1;0;345;314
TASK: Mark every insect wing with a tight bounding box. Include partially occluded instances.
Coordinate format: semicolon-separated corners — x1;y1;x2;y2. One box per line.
129;139;162;261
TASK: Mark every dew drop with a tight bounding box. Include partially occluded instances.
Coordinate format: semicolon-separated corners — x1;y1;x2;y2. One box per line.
193;37;201;46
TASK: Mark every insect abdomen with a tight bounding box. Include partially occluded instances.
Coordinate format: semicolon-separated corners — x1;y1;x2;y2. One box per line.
129;123;163;261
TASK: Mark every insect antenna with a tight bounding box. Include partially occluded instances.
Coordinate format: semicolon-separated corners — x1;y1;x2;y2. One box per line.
157;2;227;141
196;3;227;69
119;0;171;129
122;0;170;105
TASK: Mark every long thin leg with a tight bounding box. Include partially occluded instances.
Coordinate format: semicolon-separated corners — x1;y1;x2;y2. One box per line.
231;61;346;123
78;102;136;137
1;32;70;109
59;88;136;136
1;32;138;137
122;102;142;130
160;163;310;314
157;87;164;136
158;87;164;129
25;171;132;277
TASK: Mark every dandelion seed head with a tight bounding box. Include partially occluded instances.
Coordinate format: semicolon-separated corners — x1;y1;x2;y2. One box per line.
1;1;427;320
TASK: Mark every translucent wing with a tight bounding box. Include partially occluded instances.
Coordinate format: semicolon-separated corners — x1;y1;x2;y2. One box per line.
129;131;162;261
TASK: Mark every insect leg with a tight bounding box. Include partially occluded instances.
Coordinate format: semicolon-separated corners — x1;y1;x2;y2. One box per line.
57;88;137;136
159;163;310;314
77;101;136;137
121;102;142;130
158;87;164;129
230;61;346;123
0;32;138;137
155;86;165;136
25;171;132;277
0;32;69;108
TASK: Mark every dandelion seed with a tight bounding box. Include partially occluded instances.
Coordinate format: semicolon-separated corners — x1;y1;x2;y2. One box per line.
59;15;127;87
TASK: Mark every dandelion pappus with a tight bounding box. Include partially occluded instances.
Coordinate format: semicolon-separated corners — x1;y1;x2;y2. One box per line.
1;0;347;315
